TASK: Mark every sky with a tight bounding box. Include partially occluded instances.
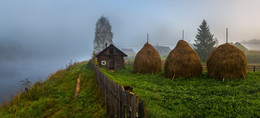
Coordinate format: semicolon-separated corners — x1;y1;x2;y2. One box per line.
0;0;260;102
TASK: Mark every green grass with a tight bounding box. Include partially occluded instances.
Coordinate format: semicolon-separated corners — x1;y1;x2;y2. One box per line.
101;66;260;117
0;61;106;118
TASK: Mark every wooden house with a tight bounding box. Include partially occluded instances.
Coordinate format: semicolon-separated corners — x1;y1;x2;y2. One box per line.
96;44;127;70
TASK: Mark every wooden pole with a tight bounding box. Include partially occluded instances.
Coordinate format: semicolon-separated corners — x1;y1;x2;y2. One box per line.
253;66;256;72
182;30;184;40
147;33;149;43
226;28;228;43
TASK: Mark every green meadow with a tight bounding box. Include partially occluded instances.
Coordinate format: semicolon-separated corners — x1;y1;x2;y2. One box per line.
101;66;260;117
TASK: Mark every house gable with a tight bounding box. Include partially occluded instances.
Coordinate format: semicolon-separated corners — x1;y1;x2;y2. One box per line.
96;44;127;57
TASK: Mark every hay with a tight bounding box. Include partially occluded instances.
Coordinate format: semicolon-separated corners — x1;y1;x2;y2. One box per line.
207;43;247;79
134;43;161;74
164;40;202;78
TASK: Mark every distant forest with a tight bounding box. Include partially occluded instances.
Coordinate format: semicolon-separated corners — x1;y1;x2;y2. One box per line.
241;39;260;44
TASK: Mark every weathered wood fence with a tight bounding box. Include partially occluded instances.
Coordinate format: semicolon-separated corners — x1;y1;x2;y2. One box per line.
89;61;147;118
126;60;260;72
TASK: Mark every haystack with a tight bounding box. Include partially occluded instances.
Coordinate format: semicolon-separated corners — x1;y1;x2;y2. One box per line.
207;43;247;79
134;43;161;74
164;40;202;78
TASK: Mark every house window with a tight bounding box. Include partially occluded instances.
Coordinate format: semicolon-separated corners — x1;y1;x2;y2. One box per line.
101;61;106;65
109;48;113;55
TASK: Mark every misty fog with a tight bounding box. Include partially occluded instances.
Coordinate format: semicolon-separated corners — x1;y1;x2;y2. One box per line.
1;0;260;103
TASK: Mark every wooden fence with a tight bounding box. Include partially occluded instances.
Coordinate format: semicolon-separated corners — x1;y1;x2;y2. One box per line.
89;62;147;118
125;60;260;72
247;64;260;72
203;64;260;72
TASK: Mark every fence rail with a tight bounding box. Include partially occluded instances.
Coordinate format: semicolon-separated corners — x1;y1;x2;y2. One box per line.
90;61;147;118
203;65;260;72
125;60;260;72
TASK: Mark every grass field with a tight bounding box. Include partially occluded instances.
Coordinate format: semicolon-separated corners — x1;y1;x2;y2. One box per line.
101;66;260;117
0;62;106;118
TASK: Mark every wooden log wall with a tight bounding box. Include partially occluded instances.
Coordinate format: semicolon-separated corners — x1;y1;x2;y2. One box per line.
90;61;147;118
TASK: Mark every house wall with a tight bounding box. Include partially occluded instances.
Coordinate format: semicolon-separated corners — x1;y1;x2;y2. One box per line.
97;46;125;70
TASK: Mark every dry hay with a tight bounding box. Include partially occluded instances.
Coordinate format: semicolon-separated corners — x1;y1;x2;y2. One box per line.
164;40;202;78
207;43;247;79
134;43;161;74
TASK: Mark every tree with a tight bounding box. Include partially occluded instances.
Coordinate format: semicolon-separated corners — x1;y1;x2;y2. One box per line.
94;16;113;53
194;20;216;62
20;78;31;92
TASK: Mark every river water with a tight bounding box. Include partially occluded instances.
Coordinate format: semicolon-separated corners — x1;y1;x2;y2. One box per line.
0;57;88;104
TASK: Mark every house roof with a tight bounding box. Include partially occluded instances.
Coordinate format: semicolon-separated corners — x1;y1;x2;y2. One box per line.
96;44;127;57
234;42;248;52
121;48;136;55
153;46;171;51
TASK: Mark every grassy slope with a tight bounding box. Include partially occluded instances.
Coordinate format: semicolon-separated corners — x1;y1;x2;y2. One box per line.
0;62;106;118
101;66;260;117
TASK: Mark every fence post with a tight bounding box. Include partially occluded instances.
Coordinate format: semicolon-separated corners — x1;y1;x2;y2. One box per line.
90;61;146;118
120;86;125;118
253;66;256;72
126;91;130;118
117;84;121;118
131;95;136;118
138;101;147;118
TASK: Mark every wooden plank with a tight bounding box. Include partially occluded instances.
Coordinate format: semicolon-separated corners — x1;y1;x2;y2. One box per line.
117;84;120;118
120;85;125;118
101;76;104;97
131;94;136;118
126;91;130;118
114;83;118;118
138;101;147;118
104;77;107;100
135;96;139;118
107;79;112;116
118;84;121;118
108;79;111;116
106;96;109;115
114;83;117;118
111;80;115;117
114;82;117;117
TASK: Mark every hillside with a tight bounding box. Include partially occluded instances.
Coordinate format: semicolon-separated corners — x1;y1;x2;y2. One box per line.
2;60;260;117
101;66;260;117
0;61;106;117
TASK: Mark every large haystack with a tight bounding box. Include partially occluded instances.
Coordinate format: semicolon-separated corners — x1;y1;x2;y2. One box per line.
164;40;202;78
207;43;247;79
134;43;161;74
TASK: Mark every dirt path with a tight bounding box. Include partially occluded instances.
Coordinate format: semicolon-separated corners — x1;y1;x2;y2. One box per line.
73;74;81;99
47;74;81;118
